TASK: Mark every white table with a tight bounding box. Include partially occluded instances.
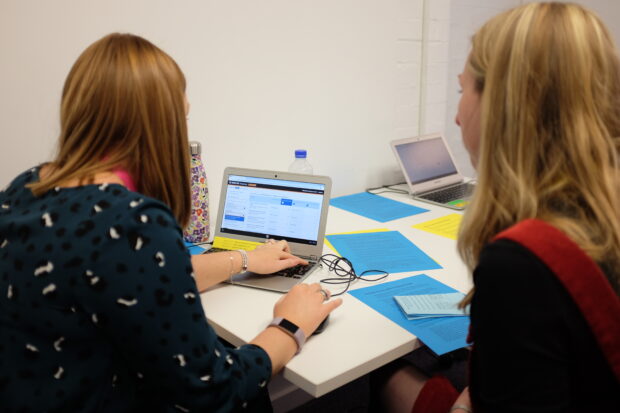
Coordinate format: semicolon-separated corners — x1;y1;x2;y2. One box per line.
199;191;472;397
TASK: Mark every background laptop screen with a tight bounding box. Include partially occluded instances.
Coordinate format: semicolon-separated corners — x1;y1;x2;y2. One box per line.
220;174;325;245
394;137;458;184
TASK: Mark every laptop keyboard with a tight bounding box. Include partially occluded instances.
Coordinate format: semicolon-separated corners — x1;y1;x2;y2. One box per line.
420;183;475;203
273;263;315;279
203;247;315;279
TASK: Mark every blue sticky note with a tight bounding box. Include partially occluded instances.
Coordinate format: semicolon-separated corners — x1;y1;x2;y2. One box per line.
330;192;428;222
325;230;442;274
394;293;468;319
184;241;207;255
348;274;470;355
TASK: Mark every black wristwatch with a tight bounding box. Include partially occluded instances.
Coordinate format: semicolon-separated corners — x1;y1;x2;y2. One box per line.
268;317;306;355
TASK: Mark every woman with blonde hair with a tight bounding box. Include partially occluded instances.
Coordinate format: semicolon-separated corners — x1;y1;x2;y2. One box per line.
0;33;341;411
378;3;620;412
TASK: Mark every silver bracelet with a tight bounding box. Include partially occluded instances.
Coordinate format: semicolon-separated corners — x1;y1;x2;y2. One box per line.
449;405;472;413
236;249;248;272
228;252;235;282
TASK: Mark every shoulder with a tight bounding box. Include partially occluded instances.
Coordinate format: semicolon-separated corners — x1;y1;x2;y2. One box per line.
1;166;39;197
64;185;191;292
79;184;183;245
475;239;553;288
35;181;183;254
95;184;176;221
473;238;574;314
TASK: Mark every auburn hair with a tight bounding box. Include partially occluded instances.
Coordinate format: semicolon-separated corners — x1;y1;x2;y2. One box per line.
458;2;620;303
29;33;191;227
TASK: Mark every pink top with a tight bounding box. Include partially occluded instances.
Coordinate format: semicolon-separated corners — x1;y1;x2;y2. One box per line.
112;168;137;191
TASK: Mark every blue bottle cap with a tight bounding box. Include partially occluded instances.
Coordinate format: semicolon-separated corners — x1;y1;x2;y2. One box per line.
294;149;307;158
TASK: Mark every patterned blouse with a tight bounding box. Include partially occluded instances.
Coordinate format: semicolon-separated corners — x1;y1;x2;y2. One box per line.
0;167;272;412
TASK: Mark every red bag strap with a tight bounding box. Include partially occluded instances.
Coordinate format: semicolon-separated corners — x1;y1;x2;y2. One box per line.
493;219;620;381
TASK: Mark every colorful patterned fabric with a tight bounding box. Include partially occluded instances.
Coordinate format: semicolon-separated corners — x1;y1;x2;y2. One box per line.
184;155;210;243
0;167;271;412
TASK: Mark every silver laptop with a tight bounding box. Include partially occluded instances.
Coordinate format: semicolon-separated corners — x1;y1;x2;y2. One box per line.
390;133;475;210
210;167;332;293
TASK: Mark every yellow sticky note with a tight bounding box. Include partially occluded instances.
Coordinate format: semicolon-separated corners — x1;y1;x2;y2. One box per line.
412;214;462;240
212;236;262;251
324;228;390;255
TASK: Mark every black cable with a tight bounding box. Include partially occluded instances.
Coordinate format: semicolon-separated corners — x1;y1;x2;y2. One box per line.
318;253;388;296
365;181;409;195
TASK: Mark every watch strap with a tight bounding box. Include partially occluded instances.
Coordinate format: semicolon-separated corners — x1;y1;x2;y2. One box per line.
269;317;306;355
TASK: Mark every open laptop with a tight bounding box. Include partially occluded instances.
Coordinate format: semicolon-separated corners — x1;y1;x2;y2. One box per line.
209;167;332;293
390;133;475;210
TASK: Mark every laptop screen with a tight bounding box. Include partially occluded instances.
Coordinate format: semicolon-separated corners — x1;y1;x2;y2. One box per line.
394;137;458;184
220;174;326;245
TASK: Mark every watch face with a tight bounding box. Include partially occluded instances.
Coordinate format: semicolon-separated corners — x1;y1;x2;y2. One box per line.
279;318;299;334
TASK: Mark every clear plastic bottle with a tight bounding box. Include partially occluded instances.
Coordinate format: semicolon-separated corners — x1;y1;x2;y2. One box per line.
288;149;313;174
183;141;210;243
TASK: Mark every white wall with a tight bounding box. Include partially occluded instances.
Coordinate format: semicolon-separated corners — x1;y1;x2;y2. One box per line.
0;0;449;219
2;0;619;224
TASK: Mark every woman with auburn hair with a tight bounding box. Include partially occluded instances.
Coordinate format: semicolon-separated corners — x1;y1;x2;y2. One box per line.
0;33;341;411
377;3;620;412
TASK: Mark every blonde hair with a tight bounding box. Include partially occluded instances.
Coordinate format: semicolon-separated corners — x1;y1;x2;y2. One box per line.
29;33;191;227
458;2;620;303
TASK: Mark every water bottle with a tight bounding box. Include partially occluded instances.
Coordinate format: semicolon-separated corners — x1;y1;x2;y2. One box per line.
288;149;313;174
183;141;210;243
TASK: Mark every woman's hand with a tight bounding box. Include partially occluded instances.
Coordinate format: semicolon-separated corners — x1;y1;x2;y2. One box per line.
246;240;308;274
251;282;343;375
274;283;342;337
190;240;308;292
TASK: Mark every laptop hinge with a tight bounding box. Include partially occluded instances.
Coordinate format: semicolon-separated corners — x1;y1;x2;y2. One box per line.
309;255;318;262
418;182;463;195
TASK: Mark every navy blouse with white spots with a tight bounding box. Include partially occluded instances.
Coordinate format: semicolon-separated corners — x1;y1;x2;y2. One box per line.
0;167;272;412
